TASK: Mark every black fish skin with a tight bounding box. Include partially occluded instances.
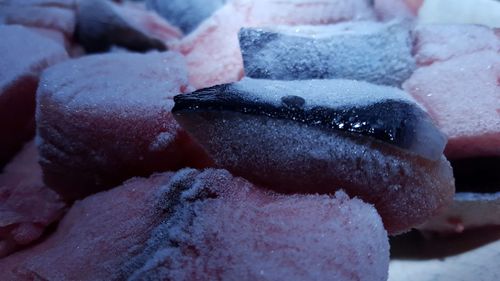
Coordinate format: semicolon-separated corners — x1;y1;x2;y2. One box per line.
173;84;427;152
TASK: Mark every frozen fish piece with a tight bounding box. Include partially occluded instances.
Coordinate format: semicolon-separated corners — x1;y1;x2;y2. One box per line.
0;169;390;281
145;0;227;34
403;51;500;159
36;52;210;201
0;25;68;168
76;0;182;53
0;5;76;37
173;0;375;89
1;0;76;9
0;141;66;258
240;21;415;86
374;0;422;20
413;24;500;66
173;78;455;234
419;0;500;28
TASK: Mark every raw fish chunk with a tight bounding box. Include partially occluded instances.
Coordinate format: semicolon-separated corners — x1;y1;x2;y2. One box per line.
403;51;500;159
413;24;500;66
0;170;178;281
0;141;65;258
146;0;227;34
28;27;69;50
374;0;422;20
1;0;76;9
0;25;68;168
36;52;210;201
240;21;415;86
419;0;500;28
173;78;455;234
0;169;390;281
0;5;76;37
76;0;182;53
173;0;375;89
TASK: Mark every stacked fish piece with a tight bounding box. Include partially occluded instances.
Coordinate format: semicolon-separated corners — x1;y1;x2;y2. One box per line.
0;0;499;280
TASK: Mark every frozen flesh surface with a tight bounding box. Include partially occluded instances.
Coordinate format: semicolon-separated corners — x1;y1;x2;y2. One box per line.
413;24;500;66
0;5;76;36
373;0;422;20
403;51;500;158
240;21;415;86
419;0;500;28
36;51;210;201
145;0;227;34
0;171;177;281
112;2;183;45
76;0;181;53
173;79;455;234
0;25;68;168
172;0;375;89
1;0;76;8
0;169;390;281
0;141;65;258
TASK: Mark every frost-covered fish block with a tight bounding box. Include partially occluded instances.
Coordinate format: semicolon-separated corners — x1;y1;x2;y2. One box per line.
412;24;500;66
173;78;455;234
0;1;76;37
0;169;390;281
76;0;182;53
173;0;375;89
404;51;500;159
0;141;66;258
36;52;210;201
0;25;68;168
239;21;416;86
146;0;227;34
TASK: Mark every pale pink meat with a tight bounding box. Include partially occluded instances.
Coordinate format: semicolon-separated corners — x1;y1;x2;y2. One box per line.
0;5;76;37
0;141;65;258
172;0;375;89
374;0;423;20
113;1;183;46
413;24;500;66
0;25;68;168
0;169;389;281
403;51;500;159
1;0;76;9
36;51;211;201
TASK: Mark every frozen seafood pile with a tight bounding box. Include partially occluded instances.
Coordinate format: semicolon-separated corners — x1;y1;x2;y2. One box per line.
0;0;499;280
